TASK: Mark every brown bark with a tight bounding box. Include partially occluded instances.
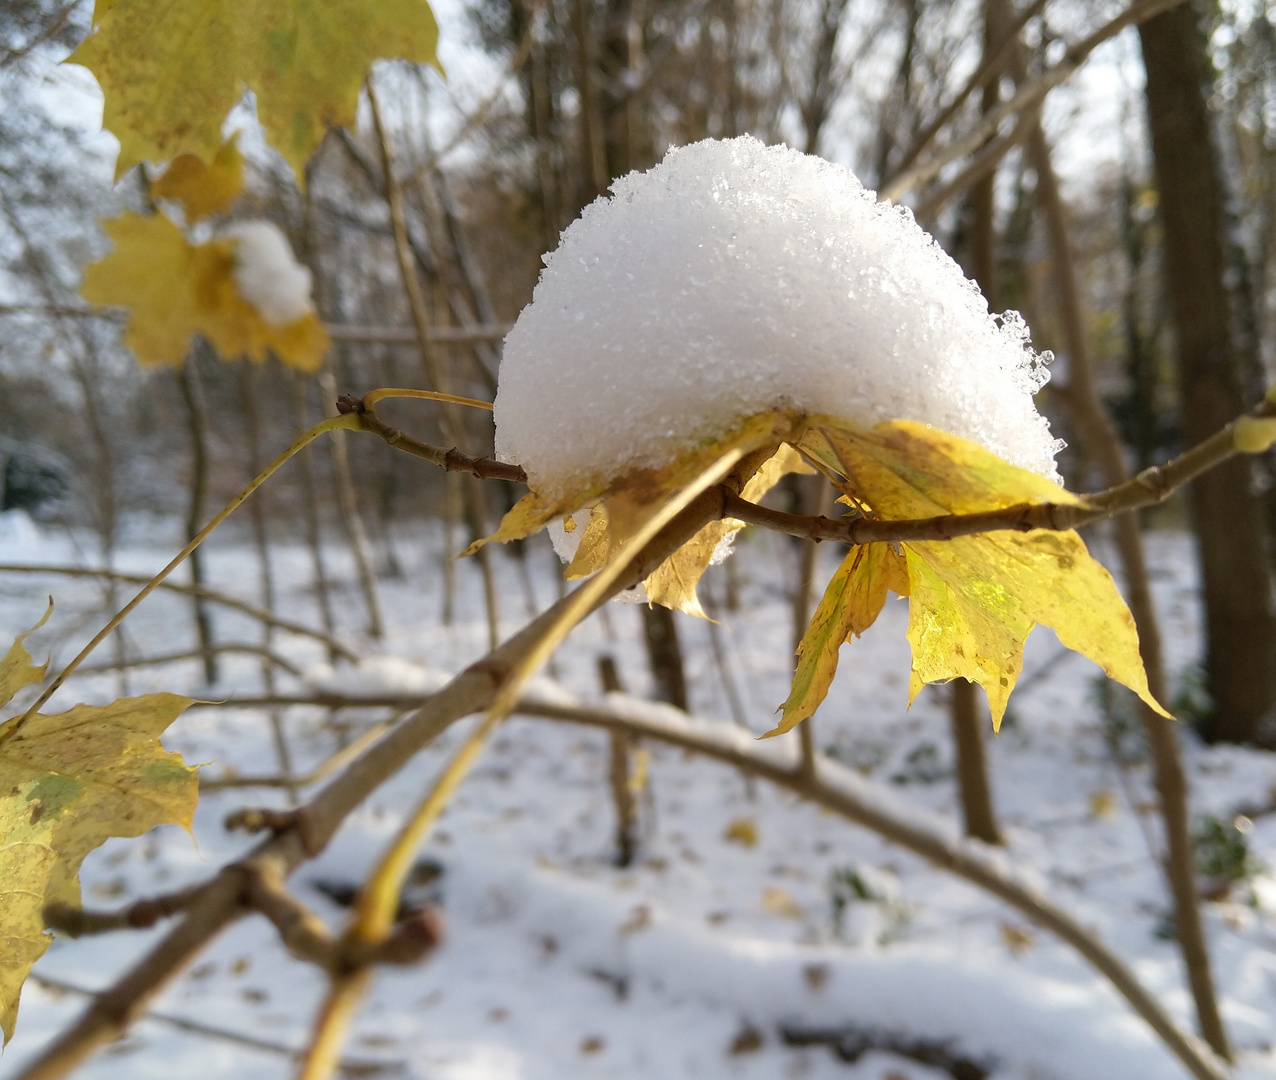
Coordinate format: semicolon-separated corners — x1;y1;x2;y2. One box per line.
176;355;218;685
642;604;688;710
1028;116;1232;1061
598;655;639;866
948;4;1005;847
1140;3;1276;747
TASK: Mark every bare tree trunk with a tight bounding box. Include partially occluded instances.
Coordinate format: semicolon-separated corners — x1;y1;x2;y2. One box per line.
800;0;851;154
1027;119;1232;1061
1141;3;1276;749
642;604;687;710
177;354;218;685
318;371;385;640
949;680;1002;843
368;86;501;648
239;366;296;802
572;0;610;201
598;655;638;867
289;374;339;658
945;1;1006;846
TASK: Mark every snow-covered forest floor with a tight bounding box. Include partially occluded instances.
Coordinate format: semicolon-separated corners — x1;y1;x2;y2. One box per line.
1;508;1274;1080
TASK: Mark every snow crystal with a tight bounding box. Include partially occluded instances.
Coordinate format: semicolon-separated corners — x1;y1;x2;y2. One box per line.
494;136;1062;497
224;220;314;326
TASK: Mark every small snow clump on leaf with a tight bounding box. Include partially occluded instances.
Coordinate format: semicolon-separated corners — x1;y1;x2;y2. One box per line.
225;220;315;326
494;136;1062;496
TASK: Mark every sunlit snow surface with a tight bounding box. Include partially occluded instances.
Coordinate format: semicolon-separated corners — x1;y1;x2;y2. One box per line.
495;137;1062;497
2;511;1276;1080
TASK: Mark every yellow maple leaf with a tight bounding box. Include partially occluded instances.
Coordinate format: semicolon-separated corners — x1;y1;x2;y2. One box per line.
81;211;329;371
770;542;909;736
0;619;197;1041
151;136;244;222
784;417;1166;731
69;0;441;182
467;412;797;563
645;444;813;618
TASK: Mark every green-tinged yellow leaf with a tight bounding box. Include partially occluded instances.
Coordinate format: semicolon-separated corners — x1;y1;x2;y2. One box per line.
69;0;442;182
81;211;329;371
768;543;909;737
0;690;197;1041
804;418;1081;516
792;416;1165;729
904;530;1166;727
644;441;813;618
151;137;244;222
0;607;51;711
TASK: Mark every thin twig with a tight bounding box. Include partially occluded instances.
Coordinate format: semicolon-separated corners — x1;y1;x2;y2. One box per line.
403;0;542;185
342;397;527;482
886;0;1049;184
878;0;1190;202
4;418;356;731
198;715;399;791
0;565;357;661
78;643;304;679
324;322;513;344
45;885;211;937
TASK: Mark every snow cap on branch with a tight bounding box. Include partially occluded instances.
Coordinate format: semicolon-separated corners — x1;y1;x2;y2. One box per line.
495;136;1062;495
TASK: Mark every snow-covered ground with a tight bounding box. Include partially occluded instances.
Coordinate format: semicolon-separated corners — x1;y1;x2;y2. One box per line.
1;508;1274;1080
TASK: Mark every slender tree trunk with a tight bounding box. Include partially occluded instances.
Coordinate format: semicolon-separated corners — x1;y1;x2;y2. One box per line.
318;371;385;640
1027;117;1232;1062
239;366;296;802
598;655;639;867
177;354;218;685
944;0;1006;846
1140;3;1276;748
289;374;339;659
642;604;687;710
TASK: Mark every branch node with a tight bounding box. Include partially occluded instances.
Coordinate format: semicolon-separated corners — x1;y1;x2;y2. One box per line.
44;885;206;938
464;656;512;689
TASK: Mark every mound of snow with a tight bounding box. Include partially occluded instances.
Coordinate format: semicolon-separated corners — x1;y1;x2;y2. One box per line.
225;220;314;326
494;136;1062;497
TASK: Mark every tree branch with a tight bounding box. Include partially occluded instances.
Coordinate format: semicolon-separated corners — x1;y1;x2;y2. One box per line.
512;694;1229;1080
886;0;1050;183
10;487;733;1080
338;396;528;482
61;685;1230;1080
0;564;358;662
879;0;1190;203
